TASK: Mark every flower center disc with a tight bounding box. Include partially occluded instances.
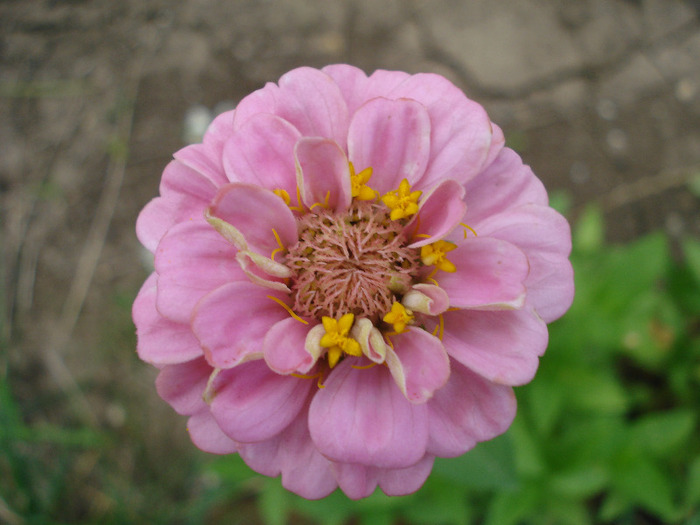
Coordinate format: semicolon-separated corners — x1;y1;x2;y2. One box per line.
286;201;421;322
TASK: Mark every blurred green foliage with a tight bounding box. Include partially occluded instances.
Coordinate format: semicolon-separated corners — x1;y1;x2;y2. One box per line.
2;202;699;524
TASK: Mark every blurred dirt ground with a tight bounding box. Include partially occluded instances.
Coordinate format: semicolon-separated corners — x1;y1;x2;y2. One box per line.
1;0;700;522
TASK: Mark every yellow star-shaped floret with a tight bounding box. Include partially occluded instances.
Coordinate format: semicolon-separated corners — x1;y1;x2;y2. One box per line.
420;240;457;273
382;302;414;333
349;163;377;201
320;313;362;368
381;179;422;220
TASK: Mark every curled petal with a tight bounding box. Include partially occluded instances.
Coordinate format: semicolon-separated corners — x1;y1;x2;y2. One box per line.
191;282;290;368
235;250;293;285
347;97;431;194
350;317;387;363
401;283;450;316
133;273;203;365
210;360;313;443
442;308;548;386
436;237;529;310
385;328;450;404
207;183;298;255
264;317;316;374
427;360;516;457
223;113;301;195
187;409;238;454
295;137;352;212
304;323;326;363
309;360;429;468
408;179;466;248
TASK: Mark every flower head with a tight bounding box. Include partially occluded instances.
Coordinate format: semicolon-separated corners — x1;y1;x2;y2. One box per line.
133;65;574;500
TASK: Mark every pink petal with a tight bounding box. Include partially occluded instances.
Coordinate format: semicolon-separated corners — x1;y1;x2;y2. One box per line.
475;204;574;322
332;463;378;500
237;435;283;477
154;220;244;324
155;357;211;415
295;137;352;212
385;328;450;403
309;360;429;468
408;179;466;248
322;66;413;117
136;160;219;252
442;308;548;386
427;360;516;457
233;67;349;147
209;360;313;443
436;237;529;309
173;142;229;187
482;121;506;169
402;283;450;316
133;273;203;364
277;412;337;499
263;317;315;374
136;197;177;253
187;409;238;454
463;148;548;226
222;113;301;196
191;282;291;368
378;455;435;496
386;73;493;188
347;97;431;194
203;109;235;152
207;183;298;255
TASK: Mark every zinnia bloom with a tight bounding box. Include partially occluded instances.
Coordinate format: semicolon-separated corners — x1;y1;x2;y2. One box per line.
133;65;574;499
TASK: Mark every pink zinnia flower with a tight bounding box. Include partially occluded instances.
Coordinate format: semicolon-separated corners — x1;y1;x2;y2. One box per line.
133;65;574;499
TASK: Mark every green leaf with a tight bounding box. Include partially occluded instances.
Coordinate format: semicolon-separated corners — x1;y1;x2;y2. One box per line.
509;416;545;477
683;238;700;285
258;479;290;525
524;377;565;437
611;456;679;521
484;484;541;525
559;368;628;414
399;478;470;525
549;465;609;499
573;204;604;253
685;456;700;509
628;409;696;458
432;434;518;490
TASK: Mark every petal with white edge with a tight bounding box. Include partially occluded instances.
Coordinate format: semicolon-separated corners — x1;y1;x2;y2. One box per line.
385;327;450;404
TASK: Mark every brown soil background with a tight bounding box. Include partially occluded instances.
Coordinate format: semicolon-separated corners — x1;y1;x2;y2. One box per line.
1;0;699;522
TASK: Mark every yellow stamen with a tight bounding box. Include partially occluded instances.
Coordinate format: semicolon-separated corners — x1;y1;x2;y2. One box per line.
381;178;422;220
349;162;377;201
352;362;378;370
289;185;305;212
420;240;457;273
414;233;431;239
266;295;309;325
382;301;414;333
461;222;477;238
270;228;286;261
320;313;362;368
292;372;322;380
310;190;331;211
430;315;445;340
273;188;291;206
